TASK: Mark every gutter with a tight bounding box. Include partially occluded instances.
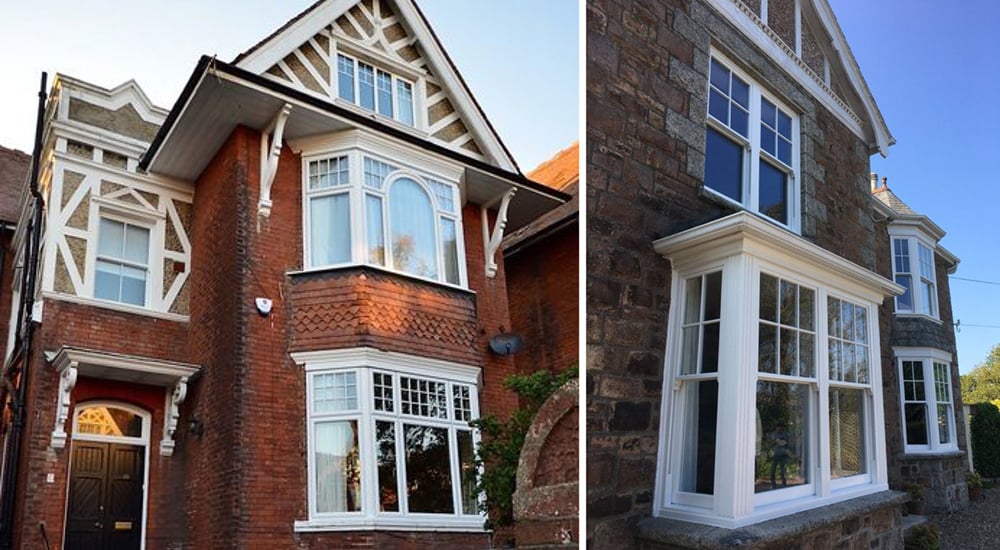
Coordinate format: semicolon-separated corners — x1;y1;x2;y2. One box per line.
0;72;47;550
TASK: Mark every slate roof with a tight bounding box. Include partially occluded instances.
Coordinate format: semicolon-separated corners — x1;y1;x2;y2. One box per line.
872;183;917;216
0;145;30;225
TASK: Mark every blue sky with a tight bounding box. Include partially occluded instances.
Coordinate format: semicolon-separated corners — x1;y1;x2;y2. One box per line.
0;0;578;173
833;1;1000;374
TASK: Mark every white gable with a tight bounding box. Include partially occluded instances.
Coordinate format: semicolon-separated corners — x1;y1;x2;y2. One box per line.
234;0;517;172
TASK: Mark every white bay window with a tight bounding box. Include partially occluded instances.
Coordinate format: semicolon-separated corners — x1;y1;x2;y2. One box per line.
653;212;899;528
294;348;482;532
890;233;939;318
304;148;465;287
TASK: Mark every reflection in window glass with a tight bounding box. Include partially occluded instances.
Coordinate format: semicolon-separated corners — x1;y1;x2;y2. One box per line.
366;195;385;265
705;127;743;202
755;381;810;493
95;218;149;306
404;424;454;513
679;380;718;495
829;388;866;479
389;179;439;280
309;194;351;266
315;420;361;513
76;405;143;437
376;421;399;512
457;430;477;515
759;275;815;377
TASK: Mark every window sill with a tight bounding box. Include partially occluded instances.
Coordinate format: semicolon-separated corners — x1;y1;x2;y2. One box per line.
898;449;964;460
892;312;943;325
293;516;486;533
43;292;189;323
288;264;475;296
642;489;907;545
696;185;800;236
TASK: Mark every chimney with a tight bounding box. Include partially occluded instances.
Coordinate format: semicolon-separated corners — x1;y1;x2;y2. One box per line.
870;172;879;191
882;176;887;188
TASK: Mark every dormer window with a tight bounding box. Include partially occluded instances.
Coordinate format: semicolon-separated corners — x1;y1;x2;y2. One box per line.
336;54;415;127
891;237;938;318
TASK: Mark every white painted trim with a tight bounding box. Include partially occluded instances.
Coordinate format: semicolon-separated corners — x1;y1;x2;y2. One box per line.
55;151;195;198
291;347;481;387
894;348;959;454
293;517;486;532
704;0;889;153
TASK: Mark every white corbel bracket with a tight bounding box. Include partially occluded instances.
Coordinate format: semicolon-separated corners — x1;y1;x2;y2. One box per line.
50;361;79;449
257;102;294;220
481;187;517;278
160;378;188;456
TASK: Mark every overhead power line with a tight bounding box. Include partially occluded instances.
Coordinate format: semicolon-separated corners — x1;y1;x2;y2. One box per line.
950;276;1000;287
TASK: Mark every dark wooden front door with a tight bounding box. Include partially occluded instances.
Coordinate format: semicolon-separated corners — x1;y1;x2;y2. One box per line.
65;442;144;550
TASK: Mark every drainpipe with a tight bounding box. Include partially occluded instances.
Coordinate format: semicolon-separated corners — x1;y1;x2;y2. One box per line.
0;72;47;550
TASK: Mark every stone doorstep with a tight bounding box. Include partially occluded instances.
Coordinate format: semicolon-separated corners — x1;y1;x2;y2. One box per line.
901;513;928;538
637;490;910;549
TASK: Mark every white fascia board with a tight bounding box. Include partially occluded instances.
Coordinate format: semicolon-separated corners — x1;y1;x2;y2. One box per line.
290;347;482;386
235;0;357;73
704;0;890;155
937;244;960;274
653;212;903;301
887;215;946;243
893;347;955;364
48;345;200;382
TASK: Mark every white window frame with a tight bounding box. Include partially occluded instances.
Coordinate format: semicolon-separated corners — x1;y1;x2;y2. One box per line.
889;231;940;320
335;53;416;127
704;51;801;233
93;216;152;307
292;348;484;532
301;147;467;288
652;213;893;529
894;347;958;454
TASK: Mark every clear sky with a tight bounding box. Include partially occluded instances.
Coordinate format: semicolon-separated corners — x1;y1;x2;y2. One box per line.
833;1;1000;374
0;0;579;173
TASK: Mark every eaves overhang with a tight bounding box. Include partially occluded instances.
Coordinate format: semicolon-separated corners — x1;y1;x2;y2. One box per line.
139;56;567;232
653;212;903;300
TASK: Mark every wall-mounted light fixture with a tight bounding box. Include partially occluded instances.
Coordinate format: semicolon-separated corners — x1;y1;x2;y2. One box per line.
188;417;204;438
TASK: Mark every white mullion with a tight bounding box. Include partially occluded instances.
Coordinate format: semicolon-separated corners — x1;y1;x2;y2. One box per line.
816;288;831;498
447;425;462;517
358;370;375;519
348;152;364;264
793;0;802;57
747;86;761;213
696;274;706;374
922;360;936;450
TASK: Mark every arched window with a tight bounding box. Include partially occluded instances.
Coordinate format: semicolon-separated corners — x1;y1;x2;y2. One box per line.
388;178;438;280
75;403;145;439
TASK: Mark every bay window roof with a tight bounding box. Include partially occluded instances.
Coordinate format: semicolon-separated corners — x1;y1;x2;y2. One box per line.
139;56;568;233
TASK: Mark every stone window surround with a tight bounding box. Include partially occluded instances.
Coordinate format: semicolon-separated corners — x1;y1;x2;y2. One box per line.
297;137;467;289
291;347;485;533
704;50;802;234
652;212;901;529
894;347;958;455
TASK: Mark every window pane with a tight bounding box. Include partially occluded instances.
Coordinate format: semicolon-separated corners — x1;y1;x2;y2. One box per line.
799;287;814;331
400;376;448;419
120;265;147;306
310;194;351;266
704;271;722;321
457;430;478;515
441;218;460;285
842;343;855;383
680;326;699;375
397;80;414;126
761;126;777;156
376;421;399;512
366;195;385;266
337;55;355;102
363;157;395;190
731;77;749;108
921;281;936;316
708;89;729;123
429;180;456;213
905;403;929;446
730;105;748;137
679;380;718;495
309;156;350;190
895;275;913;311
779;280;796;327
758;160;787;224
376;70;394;117
705;127;742;202
95;260;121;301
76;405;143;437
709;59;729;93
98;218;124;257
855;345;869;384
314;372;358;413
702;323;720;374
854;306;867;344
755;381;810;493
828;339;841;381
779;328;796;376
760;273;778;322
453;385;473;422
761;99;776;127
777;138;792;166
829;388;866;479
124;224;149;264
759;324;777;374
389;178;438;279
799;333;814;378
684;276;703;324
894;238;910;272
937;404;951;445
778;111;792;138
828;298;842;339
404;424;454;513
315;420;361;513
359;63;375;110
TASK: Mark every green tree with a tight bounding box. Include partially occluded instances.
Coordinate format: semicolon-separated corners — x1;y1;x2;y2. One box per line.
962;343;1000;404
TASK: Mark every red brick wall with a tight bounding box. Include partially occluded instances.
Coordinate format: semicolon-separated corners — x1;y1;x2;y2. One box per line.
289;268;480;365
505;222;579;375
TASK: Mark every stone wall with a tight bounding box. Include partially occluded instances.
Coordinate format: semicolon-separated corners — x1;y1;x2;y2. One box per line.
586;0;880;546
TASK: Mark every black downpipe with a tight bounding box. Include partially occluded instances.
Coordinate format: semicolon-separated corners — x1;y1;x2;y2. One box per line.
0;72;47;550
